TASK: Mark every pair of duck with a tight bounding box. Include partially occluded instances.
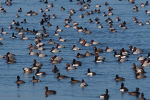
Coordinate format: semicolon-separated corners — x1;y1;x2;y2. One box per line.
16;76;40;83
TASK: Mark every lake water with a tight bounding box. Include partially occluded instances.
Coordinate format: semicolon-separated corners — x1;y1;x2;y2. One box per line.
0;0;150;100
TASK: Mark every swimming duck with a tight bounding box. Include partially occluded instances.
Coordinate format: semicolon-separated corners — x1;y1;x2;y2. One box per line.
59;37;66;42
38;45;45;51
22;35;29;40
108;11;113;16
0;37;4;41
85;51;94;56
66;63;76;70
100;89;109;100
45;8;50;11
52;14;56;19
72;45;81;51
76;53;86;58
33;59;42;67
137;55;146;61
132;63;146;74
105;46;114;52
16;76;25;84
48;39;55;44
23;67;34;74
45;86;56;95
72;59;82;66
87;68;96;76
52;65;59;73
79;14;84;18
82;40;91;46
57;73;69;79
18;7;22;12
15;14;20;18
61;6;65;10
47;3;54;7
46;22;52;26
31;76;40;82
29;44;37;49
29;50;38;55
128;87;140;96
1;28;7;34
139;93;146;100
56;43;65;48
51;47;60;53
84;28;92;33
8;25;13;29
116;17;121;21
94;46;103;53
103;12;107;17
95;53;105;62
70;77;81;83
38;52;47;57
39;8;44;13
98;24;103;28
136;73;146;79
35;69;46;76
120;83;128;92
80;79;88;87
95;3;101;7
115;74;125;82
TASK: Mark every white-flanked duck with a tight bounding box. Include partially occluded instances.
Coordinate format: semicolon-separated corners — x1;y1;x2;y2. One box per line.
80;79;88;87
87;68;96;76
100;89;109;100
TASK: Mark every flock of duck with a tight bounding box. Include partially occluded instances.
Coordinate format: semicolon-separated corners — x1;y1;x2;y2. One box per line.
0;0;150;99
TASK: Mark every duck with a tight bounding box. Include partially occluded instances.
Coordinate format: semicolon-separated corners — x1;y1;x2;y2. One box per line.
38;52;47;57
139;93;146;100
39;8;44;13
18;30;24;35
80;79;88;87
47;3;54;7
29;44;37;49
87;68;96;76
103;12;107;17
98;24;103;28
29;50;38;55
94;46;103;53
79;14;84;18
66;63;76;70
48;39;55;44
105;46;114;52
22;35;29;40
128;87;140;96
26;28;32;32
137;55;146;61
64;24;71;28
82;40;92;46
15;14;20;18
54;32;60;36
85;51;94;56
100;89;109;100
0;37;4;41
72;59;82;66
115;74;125;82
33;59;42;67
6;56;16;64
16;76;25;84
136;73;146;79
18;7;22;12
120;83;128;92
116;17;121;21
52;14;56;19
77;27;83;33
1;28;7;34
59;37;66;42
133;47;142;54
35;69;46;76
95;3;101;7
31;76;40;82
72;45;81;51
57;73;69;79
120;48;129;56
37;45;45;51
51;47;60;53
56;43;65;48
76;53;86;58
83;28;92;34
8;25;13;29
61;6;65;10
45;8;50;11
118;56;128;62
91;40;99;45
95;53;105;63
46;22;52;26
108;11;113;16
45;86;56;95
52;65;59;73
132;63;146;74
23;67;34;74
70;77;81;83
139;22;144;26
